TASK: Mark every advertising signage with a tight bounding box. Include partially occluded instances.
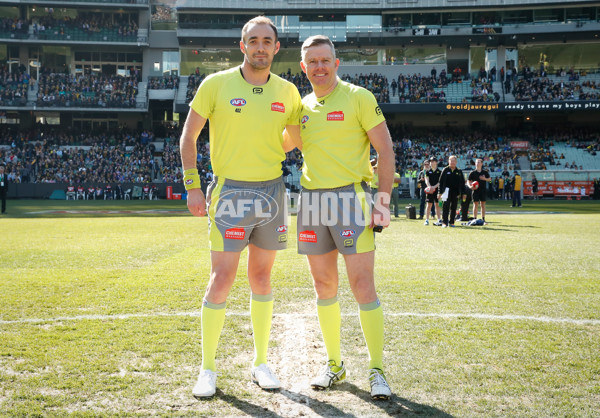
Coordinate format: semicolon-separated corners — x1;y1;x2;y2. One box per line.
380;101;600;113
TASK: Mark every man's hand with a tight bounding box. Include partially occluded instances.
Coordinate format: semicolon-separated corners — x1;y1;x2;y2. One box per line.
187;188;207;217
371;193;391;229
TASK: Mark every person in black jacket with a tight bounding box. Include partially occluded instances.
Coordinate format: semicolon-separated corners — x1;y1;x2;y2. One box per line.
0;164;8;214
437;155;464;227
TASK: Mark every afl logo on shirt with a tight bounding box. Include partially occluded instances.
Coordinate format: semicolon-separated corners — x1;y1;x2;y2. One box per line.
230;98;247;106
301;115;309;124
327;111;344;121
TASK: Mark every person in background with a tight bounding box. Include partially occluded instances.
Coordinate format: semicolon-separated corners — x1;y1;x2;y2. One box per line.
512;171;522;207
0;164;8;214
438;155;464;228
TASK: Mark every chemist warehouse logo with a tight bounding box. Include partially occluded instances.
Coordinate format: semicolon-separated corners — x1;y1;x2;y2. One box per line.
327;111;344;121
271;102;285;113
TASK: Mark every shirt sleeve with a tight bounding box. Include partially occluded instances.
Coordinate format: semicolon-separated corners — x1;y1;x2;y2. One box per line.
189;74;216;119
357;87;386;133
286;84;303;126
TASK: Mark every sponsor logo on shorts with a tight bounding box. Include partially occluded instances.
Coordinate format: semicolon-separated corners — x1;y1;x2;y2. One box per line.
271;102;285;113
185;178;194;185
230;98;247;107
276;225;287;233
340;229;355;237
301;115;309;124
299;230;317;243
278;234;287;243
343;239;354;247
225;228;246;240
327;111;344;121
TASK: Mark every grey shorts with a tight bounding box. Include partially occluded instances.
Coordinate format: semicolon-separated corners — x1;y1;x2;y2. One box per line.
206;176;287;252
297;182;375;255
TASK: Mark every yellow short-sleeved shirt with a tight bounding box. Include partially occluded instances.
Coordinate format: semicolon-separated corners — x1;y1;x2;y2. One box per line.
299;79;386;189
370;172;379;189
190;66;302;181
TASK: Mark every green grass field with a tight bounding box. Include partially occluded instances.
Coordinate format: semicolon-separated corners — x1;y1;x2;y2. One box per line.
1;199;599;416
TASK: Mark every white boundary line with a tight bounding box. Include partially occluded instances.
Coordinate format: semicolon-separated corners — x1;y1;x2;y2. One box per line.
1;311;599;326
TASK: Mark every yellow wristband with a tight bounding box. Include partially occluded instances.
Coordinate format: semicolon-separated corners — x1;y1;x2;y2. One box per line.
183;174;201;190
183;168;199;176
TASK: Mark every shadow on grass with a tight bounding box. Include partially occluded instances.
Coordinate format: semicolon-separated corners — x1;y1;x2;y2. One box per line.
217;390;284;418
344;382;454;417
278;388;358;417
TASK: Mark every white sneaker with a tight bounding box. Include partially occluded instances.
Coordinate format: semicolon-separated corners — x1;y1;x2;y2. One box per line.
311;360;346;390
369;368;392;400
192;369;218;398
424;219;429;226
251;364;280;390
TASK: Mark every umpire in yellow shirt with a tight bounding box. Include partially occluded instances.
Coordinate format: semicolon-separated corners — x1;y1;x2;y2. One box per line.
180;16;302;398
285;35;393;400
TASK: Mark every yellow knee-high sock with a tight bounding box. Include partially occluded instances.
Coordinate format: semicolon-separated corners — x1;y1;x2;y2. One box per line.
317;297;342;365
359;299;384;370
251;293;274;367
201;299;227;372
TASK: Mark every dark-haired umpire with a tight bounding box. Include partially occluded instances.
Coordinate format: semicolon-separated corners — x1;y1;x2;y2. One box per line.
468;158;491;223
438;155;464;227
0;164;8;214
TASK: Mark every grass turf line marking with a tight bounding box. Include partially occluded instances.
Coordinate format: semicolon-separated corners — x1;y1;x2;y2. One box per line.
1;311;599;326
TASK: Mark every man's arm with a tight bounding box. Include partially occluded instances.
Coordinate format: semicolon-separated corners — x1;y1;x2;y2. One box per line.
180;109;208;217
367;121;394;229
437;168;447;197
283;124;302;152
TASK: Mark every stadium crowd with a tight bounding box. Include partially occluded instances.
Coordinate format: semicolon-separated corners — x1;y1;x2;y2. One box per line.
0;17;28;34
148;75;180;90
395;73;448;103
512;77;600;101
0;65;30;106
30;13;138;39
36;70;139;108
185;71;207;103
2;125;598;187
341;73;390;103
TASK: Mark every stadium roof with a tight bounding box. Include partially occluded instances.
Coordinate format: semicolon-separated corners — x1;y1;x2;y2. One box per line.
176;0;598;11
